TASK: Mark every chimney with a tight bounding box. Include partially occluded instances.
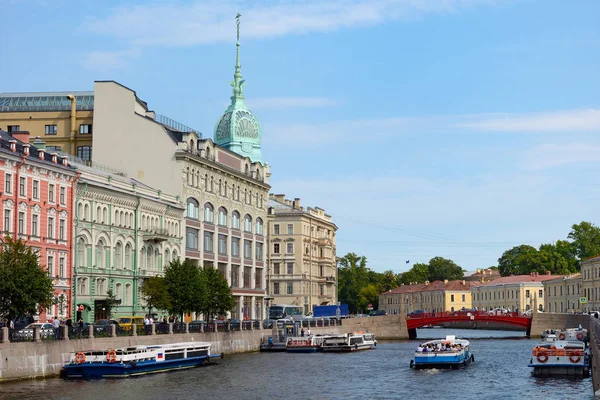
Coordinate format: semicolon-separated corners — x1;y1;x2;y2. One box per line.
462;280;466;285
476;268;481;274
274;194;285;203
8;139;16;152
61;155;68;166
23;143;30;156
38;148;45;160
293;198;301;210
444;279;448;284
51;152;58;164
546;271;551;276
425;280;430;285
33;136;46;150
10;130;30;144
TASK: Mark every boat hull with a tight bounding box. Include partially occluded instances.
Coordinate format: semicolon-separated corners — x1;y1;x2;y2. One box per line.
413;351;473;369
528;364;590;378
62;354;219;379
260;343;287;352
287;346;320;353
322;344;372;352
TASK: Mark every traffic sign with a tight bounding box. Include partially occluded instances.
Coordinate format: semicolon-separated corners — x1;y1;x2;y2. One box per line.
580;297;587;304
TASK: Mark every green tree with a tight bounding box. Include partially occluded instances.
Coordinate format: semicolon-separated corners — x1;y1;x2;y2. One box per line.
198;266;234;320
400;263;429;284
164;259;205;318
427;257;464;281
538;243;573;275
358;284;380;312
0;236;54;323
497;245;539;276
104;288;118;319
140;276;172;316
568;221;600;261
338;253;369;313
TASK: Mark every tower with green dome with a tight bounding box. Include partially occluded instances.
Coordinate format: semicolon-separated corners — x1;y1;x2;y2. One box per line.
214;13;263;164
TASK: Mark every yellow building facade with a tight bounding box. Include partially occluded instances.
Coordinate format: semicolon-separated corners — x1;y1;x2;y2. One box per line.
542;274;582;313
379;280;475;314
0;92;94;158
581;256;600;312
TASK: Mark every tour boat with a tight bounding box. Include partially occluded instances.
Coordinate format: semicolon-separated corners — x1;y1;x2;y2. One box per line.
529;340;589;377
321;332;376;352
286;335;329;353
410;335;474;369
62;342;220;379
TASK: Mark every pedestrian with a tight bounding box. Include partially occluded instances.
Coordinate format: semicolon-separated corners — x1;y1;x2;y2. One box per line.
144;316;151;334
52;316;60;340
163;316;167;324
307;328;311;336
301;327;305;337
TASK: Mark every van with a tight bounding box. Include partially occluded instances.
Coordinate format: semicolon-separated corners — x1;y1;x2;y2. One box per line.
117;316;145;331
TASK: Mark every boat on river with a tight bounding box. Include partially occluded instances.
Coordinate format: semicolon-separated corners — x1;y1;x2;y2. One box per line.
529;340;589;377
62;342;220;379
321;332;376;352
542;328;588;343
286;334;329;353
410;335;474;369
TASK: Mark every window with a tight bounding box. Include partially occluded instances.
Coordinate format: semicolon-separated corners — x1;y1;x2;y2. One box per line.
204;203;214;223
287;224;293;234
319;265;324;277
287;282;293;295
59;219;65;240
287;262;293;274
273;282;280;295
559;286;562;296
286;242;294;254
186;198;199;219
5;173;12;194
244;215;252;232
232;237;240;257
255;242;263;260
256;218;263;235
232;211;240;229
77;146;92;161
45;125;57;135
47;256;55;276
46;146;62;153
204;231;214;252
115;242;123;269
47;217;55;238
274;224;280;235
60;187;65;205
125;244;132;269
273;262;280;275
320;284;325;296
186;228;198;249
79;124;92;134
31;214;38;236
462;294;466;302
7;125;20;133
218;207;227;226
49;184;55;203
244;240;252;259
273;243;280;254
218;234;227;255
18;212;24;234
32;180;39;199
59;258;65;278
19;177;26;197
450;294;455;302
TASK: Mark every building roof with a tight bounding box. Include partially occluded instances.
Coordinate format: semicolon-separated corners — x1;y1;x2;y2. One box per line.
0;91;94;112
0;130;76;173
383;280;481;295
542;273;582;284
475;272;564;287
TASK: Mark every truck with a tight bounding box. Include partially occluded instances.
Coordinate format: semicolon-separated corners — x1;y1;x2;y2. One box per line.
312;304;349;319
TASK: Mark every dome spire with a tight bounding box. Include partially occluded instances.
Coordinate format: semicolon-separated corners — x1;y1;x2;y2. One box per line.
231;12;245;101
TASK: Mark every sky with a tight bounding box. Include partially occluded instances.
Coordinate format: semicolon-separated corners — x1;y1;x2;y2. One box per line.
1;0;599;274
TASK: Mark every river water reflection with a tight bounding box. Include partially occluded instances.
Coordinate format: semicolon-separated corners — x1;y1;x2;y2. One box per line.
0;329;592;400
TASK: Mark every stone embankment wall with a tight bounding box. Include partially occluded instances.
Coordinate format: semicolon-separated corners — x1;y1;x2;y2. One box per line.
340;315;409;340
529;313;590;338
589;317;600;397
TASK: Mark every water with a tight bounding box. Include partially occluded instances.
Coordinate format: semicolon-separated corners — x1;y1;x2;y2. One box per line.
0;329;592;400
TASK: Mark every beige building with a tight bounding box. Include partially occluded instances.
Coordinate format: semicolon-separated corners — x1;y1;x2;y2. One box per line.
466;268;501;282
379;280;476;315
471;272;563;312
266;194;337;314
0;92;94;158
542;273;582;314
581;256;600;312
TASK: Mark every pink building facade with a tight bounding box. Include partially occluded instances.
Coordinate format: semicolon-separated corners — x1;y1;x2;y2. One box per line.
0;130;77;321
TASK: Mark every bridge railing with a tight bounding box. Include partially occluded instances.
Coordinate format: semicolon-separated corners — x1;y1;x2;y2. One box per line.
405;311;532;319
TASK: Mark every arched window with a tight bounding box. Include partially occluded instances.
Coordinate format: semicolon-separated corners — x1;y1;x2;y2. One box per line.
155;248;160;270
187;198;199;219
232;211;240;230
172;249;178;260
244;215;252;233
256;218;263;235
96;206;101;223
224;182;228;198
245;164;249;175
204;203;214;223
140;247;146;270
165;248;170;265
120;211;124;226
186;167;191;185
218;207;228;226
115;283;123;301
84;204;89;221
96;239;105;268
147;245;153;270
125;243;132;269
115;242;123;269
206;147;211;160
125;284;131;305
205;174;209;191
77;237;86;267
103;208;108;224
78;203;83;220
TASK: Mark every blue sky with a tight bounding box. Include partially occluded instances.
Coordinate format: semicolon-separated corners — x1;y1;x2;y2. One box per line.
1;0;599;273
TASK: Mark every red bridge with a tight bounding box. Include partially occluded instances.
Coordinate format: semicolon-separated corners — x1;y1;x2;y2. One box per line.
406;311;532;337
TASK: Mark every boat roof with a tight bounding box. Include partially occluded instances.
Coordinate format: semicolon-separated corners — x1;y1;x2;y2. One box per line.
536;340;585;349
119;342;211;351
420;336;470;346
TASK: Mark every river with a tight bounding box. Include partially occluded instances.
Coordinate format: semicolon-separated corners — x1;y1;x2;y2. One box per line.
0;329;592;400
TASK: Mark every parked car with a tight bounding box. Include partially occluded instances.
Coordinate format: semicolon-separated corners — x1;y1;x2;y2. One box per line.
15;323;54;340
488;308;509;316
589;311;600;319
369;310;387;317
94;319;121;333
407;310;426;317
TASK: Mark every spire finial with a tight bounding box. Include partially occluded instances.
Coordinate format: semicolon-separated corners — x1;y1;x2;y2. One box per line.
230;12;245;100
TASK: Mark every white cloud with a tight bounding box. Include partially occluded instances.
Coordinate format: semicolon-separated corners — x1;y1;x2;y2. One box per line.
81;48;141;71
247;97;337;110
456;109;600;132
523;142;600;170
82;0;496;47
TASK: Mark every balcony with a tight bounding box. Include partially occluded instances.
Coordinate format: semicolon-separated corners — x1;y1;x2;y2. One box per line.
143;228;170;242
325;276;336;283
270;273;307;281
317;237;332;246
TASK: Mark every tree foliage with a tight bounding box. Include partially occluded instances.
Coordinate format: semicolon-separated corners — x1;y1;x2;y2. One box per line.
400;258;464;284
197;267;234;320
164;259;205;317
104;288;118;319
338;253;370;314
140;276;172;314
568;222;600;260
0;236;54;322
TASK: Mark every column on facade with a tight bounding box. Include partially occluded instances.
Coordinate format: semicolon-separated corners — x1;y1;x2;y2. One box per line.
238;295;244;320
250;296;256;320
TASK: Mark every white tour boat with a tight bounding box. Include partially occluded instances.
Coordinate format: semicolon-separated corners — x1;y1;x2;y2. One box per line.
321;332;376;352
410;335;474;369
529;340;589;377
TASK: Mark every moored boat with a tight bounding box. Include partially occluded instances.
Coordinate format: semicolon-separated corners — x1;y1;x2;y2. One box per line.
286;334;329;353
321;332;376;352
62;342;220;379
528;340;589;377
410;335;474;369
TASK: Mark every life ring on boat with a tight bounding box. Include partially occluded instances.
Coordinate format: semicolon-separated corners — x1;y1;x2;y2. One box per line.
75;352;86;364
569;354;581;363
576;331;584;341
536;351;549;363
558;333;566;340
106;350;118;363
